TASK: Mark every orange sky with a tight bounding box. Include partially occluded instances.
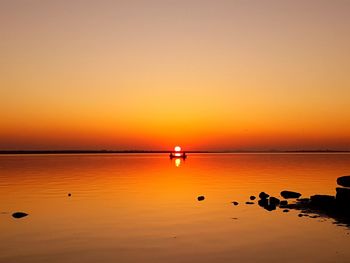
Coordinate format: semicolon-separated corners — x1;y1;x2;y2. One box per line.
1;0;350;151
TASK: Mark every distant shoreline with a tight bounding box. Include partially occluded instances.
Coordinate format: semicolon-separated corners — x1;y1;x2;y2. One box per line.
1;150;350;155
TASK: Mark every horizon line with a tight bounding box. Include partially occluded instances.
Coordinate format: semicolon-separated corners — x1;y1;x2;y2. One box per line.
1;149;350;155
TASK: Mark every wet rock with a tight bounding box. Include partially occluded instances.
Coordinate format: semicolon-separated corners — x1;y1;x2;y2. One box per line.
297;198;310;203
197;196;205;201
245;202;254;205
269;197;280;205
265;203;276;211
259;192;269;199
281;190;302;199
68;193;72;197
337;176;350;187
280;200;288;206
232;201;239;206
12;212;28;219
250;196;256;200
283;209;290;213
336;187;350;204
298;213;304;217
258;199;268;207
310;195;335;207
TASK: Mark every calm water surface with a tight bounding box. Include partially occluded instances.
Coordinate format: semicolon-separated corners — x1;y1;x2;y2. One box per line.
1;153;350;263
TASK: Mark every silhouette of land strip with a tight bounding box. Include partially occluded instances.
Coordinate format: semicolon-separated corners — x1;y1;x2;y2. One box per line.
1;150;350;155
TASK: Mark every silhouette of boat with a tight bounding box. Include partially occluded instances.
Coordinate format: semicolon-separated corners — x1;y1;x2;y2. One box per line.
169;152;187;159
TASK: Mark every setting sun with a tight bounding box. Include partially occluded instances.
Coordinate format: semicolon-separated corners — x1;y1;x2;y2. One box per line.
174;146;181;152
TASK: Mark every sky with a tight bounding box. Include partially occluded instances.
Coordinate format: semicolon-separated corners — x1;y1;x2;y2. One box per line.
1;0;350;151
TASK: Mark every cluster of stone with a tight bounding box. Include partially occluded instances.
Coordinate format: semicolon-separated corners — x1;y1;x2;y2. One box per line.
336;176;350;205
256;190;300;211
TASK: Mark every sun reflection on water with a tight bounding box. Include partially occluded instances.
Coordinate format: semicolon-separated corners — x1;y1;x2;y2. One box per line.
175;158;181;167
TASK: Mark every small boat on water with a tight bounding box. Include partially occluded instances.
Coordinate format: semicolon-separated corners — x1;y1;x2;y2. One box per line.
169;146;187;159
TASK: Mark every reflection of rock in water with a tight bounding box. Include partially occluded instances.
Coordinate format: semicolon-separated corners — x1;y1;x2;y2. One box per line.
254;176;350;228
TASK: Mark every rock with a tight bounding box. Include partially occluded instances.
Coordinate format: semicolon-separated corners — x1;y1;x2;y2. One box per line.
232;201;239;206
298;213;304;217
265;203;276;211
258;199;268;207
12;212;28;219
281;190;302;199
269;197;280;205
280;200;288;206
297;198;310;203
259;192;269;199
337;176;350;187
68;193;72;197
250;196;256;200
283;209;290;213
245;202;254;205
336;187;350;203
197;196;205;201
310;195;335;207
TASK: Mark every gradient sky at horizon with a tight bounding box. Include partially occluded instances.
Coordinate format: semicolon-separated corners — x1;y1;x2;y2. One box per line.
1;0;350;150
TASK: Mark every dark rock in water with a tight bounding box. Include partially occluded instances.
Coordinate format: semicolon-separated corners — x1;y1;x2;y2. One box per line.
269;197;280;205
250;196;256;200
298;213;304;217
281;190;301;199
283;209;290;213
197;196;205;201
12;212;28;219
297;198;310;203
310;195;335;207
265;203;276;211
337;176;350;187
257;198;276;211
336;187;350;204
280;200;288;206
258;199;268;207
259;192;269;199
245;202;254;205
68;193;72;197
232;201;239;206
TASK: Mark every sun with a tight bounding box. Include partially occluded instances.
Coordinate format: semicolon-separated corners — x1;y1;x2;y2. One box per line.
174;146;181;152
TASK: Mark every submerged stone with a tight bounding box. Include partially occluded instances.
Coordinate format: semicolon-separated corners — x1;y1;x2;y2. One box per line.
197;196;205;201
310;195;335;206
283;209;290;213
250;196;256;200
269;197;280;205
297;198;310;203
337;176;350;187
258;199;268;207
245;202;254;205
281;190;302;199
280;200;288;206
265;203;276;211
259;192;269;199
336;187;350;204
12;212;28;219
232;201;239;206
